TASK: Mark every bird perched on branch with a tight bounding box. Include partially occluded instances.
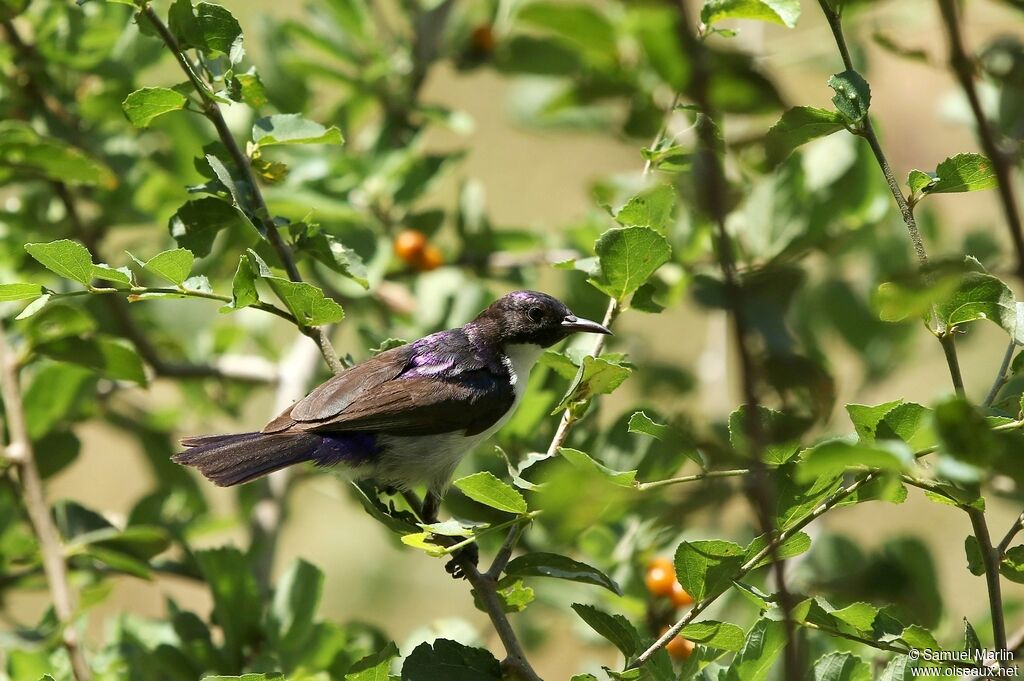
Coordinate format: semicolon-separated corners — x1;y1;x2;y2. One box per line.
174;290;610;523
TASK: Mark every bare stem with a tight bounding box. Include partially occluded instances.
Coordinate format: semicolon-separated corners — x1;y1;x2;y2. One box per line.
935;0;1024;282
984;340;1016;407
140;4;342;376
636;468;750;490
967;507;1008;651
673;2;798;675
0;328;92;681
998;511;1024;556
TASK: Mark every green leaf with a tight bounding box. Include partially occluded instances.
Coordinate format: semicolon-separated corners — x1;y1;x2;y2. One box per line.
729;405;806;464
830;602;879;632
587;226;671;302
121;87;188;128
828;70;871;125
169;198;252;257
1000;545;1024;584
269;558;322;650
195;547;262;669
0;283;44;301
675;539;746;601
899;624;939;651
745;531;812;569
558;447;637;487
346;641;399;681
401;639;501;681
91;264;131;285
247;250;344;325
16;294;51;320
628;411;670;440
252;114;343;147
0;121;116;188
796;438;912;482
453;471;527;514
516;2;617;59
37;336;147;384
231;69;268;108
965;535;985;576
570;603;641;657
880;656;914;681
131;248;194;286
552;356;632;413
290;224;369;288
505;552;622;595
221;254;259;312
679;621;746;652
23;364;94;439
764;106;845;166
724;618;787;681
936;272;1016;333
913;153;998;195
614;185;676;232
25;240;95;285
195;2;244;62
809;652;870;681
701;0;801;28
846;400;933;449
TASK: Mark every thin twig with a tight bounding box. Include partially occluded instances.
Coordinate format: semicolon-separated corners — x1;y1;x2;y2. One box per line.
55;286;296;324
998;511;1024;557
636;468;750;491
672;3;798;676
816;0;964;395
1;19;276;385
984;340;1016;407
967;507;1008;651
631;471;878;668
139;4;342;376
935;0;1024;282
0;328;92;681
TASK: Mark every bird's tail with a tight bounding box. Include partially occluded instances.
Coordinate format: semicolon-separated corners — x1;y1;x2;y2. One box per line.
174;432;322;487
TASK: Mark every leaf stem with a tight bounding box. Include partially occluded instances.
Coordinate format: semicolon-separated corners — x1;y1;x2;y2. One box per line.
139;4;342;376
0;328;92;681
984;340;1016;407
935;0;1024;282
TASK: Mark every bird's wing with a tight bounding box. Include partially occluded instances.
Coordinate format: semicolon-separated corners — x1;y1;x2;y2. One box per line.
263;331;515;436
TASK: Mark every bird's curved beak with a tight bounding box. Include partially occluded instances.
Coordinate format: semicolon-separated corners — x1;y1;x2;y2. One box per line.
561;315;612;335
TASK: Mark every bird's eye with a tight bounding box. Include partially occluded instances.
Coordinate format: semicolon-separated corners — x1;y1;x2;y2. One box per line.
527;306;544;323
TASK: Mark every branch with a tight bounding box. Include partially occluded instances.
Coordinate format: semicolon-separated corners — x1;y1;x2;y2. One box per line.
935;0;1024;282
631;470;879;668
249;336;324;591
54;286;296;324
672;3;798;675
636;468;750;491
139;4;342;376
815;0;964;397
984;340;1016;407
1;19;274;385
998;511;1024;556
967;507;1008;651
0;327;92;681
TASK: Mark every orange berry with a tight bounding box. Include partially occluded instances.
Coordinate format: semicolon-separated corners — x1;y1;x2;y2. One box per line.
394;229;427;263
470;24;496;54
645;557;675;597
416;244;444;271
666;634;694;660
670;580;694;607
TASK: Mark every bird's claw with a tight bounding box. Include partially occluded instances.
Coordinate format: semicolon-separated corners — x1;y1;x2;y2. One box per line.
444;543;479;580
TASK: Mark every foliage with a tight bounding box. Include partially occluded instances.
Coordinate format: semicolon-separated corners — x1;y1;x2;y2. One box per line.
2;0;1024;680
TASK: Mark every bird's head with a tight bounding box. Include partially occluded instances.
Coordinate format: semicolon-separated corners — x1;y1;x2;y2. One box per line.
472;290;611;348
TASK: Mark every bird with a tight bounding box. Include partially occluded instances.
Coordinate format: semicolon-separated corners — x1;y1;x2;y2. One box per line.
173;290;611;524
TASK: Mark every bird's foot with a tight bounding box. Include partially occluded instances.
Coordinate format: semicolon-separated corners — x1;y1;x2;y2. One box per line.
444;542;480;580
